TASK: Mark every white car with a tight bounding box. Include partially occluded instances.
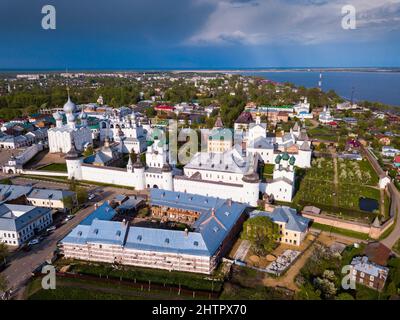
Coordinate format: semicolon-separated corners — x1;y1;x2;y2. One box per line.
64;215;74;222
88;194;96;200
28;239;40;246
46;226;56;232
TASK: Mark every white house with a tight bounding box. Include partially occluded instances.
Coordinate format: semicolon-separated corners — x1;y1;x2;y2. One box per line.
0;204;53;246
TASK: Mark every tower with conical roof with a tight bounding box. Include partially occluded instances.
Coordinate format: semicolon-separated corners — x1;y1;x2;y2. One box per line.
65;139;83;180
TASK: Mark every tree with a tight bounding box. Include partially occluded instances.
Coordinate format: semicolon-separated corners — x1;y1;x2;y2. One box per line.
0;274;8;292
336;293;355;300
62;195;74;210
69;177;77;192
241;216;280;256
76;187;88;206
83;145;94;157
0;243;8;265
130;149;137;163
145;107;156;118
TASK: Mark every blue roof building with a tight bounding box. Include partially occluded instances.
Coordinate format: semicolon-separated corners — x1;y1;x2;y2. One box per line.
60;190;248;274
0;204;53;246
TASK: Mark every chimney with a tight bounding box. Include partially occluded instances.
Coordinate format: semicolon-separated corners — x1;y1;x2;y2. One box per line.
184;228;188;237
226;198;232;207
94;203;98;209
211;208;216;216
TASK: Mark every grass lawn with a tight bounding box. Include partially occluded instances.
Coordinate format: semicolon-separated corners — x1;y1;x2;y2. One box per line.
311;222;370;240
64;260;223;292
26;276;197;300
393;238;400;256
37;163;68;172
308;126;338;141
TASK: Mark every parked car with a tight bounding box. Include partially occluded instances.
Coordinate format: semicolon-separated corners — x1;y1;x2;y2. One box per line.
64;215;74;222
88;194;96;200
46;226;57;232
28;239;40;246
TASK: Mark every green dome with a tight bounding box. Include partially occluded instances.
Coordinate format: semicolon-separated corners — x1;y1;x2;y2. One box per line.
289;156;296;166
275;155;282;164
282;152;290;161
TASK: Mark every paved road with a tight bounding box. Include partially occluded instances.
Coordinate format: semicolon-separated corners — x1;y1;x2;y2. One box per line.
0;186;128;299
362;146;400;248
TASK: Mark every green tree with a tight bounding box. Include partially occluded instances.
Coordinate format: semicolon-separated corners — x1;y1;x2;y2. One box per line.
83;145;94;157
62;196;74;210
0;274;8;292
69;177;77;192
241;216;279;256
129;149;137;163
76;187;88;206
145;107;156;118
0;243;8;265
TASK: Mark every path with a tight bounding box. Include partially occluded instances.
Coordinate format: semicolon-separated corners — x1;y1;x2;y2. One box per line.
333;155;339;207
233;240;251;261
262;241;317;292
362;146;400;248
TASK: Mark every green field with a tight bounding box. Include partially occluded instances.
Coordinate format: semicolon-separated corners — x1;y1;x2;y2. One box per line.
26;276;198;300
37;163;68;172
337;158;379;186
60;260;223;292
294;156;381;223
311;222;370;240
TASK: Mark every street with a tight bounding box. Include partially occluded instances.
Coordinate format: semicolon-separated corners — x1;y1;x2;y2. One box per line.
0;179;138;299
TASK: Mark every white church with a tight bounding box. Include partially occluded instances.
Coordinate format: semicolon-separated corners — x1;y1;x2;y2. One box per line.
65;139;298;207
244;114;312;169
48;95;93;153
99;112;147;154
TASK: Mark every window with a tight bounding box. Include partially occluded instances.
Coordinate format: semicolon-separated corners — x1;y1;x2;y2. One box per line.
360;272;365;278
370;275;374;281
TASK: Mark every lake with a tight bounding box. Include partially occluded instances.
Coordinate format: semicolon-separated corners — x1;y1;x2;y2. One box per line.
240;71;400;106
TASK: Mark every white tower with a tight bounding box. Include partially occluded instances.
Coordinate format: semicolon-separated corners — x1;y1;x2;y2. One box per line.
162;163;174;191
242;172;260;207
65;142;83;180
132;158;145;190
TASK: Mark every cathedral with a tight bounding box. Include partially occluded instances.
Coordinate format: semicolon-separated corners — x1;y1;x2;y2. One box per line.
48;95;93;153
99;111;147;154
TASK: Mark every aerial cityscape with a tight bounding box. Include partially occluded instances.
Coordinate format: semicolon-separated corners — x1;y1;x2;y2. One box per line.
0;0;399;308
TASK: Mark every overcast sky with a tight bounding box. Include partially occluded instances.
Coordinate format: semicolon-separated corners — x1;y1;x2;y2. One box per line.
0;0;399;69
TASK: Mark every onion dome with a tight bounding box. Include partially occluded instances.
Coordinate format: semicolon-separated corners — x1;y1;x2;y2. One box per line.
289;156;296;166
162;163;172;172
132;157;144;169
63;96;77;114
282;152;290;161
275;154;282;164
242;172;260;183
53;111;62;121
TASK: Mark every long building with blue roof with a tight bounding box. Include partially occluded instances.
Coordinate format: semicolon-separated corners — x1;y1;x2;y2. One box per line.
60;190;247;274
